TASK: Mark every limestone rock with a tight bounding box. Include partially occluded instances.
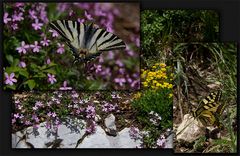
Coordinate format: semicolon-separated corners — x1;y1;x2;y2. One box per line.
176;114;205;143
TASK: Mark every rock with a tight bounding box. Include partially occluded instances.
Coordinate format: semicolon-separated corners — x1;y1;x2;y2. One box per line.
12;117;141;148
165;133;173;148
12;118;86;148
176;114;205;143
77;126;141;148
104;114;117;136
95;114;101;123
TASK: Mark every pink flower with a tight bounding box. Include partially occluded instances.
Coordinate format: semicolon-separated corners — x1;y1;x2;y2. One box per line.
4;72;17;85
12;12;24;22
59;81;72;90
114;77;126;86
156;135;166;148
32;19;43;30
77;18;85;24
14;113;20;119
18;61;26;68
4;12;11;24
84;11;93;20
35;101;43;107
51;112;57;118
47;73;57;84
56;43;65;54
106;22;113;33
29;10;37;19
16;41;29;54
11;23;18;30
41;37;50;46
30;41;41;53
46;58;51;64
49;29;59;37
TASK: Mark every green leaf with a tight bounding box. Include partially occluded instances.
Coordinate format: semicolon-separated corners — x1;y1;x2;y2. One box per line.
5;55;13;64
25;79;36;90
19;69;29;78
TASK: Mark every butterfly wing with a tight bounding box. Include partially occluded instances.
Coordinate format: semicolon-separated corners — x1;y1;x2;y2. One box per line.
49;20;126;62
192;90;223;127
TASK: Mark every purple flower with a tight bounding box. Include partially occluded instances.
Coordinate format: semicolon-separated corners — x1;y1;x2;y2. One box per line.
106;22;113;33
18;61;26;68
12;12;24;22
129;126;142;141
135;37;140;47
14;3;24;8
107;51;114;59
84;11;93;20
41;37;50;46
156;135;166;148
35;101;43;107
86;105;96;119
12;116;17;123
57;43;65;54
32;105;38;110
46;58;51;64
32;19;43;30
95;10;107;17
25;120;31;126
11;23;18;30
29;10;37;19
30;41;41;53
114;77;126;86
77;18;85;24
4;12;11;24
14;113;20;119
51;112;57;118
59;81;72;90
95;65;102;73
4;72;17;85
16;41;29;54
49;29;59;37
116;60;124;67
86;121;97;134
47;73;57;84
69;10;74;16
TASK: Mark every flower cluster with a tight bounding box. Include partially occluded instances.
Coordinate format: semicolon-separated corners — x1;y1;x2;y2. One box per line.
156;135;166;148
141;63;173;92
129;126;142;141
4;2;140;90
101;101;117;112
149;111;162;126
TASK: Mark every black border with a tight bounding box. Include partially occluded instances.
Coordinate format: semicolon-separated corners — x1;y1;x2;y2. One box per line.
1;0;239;156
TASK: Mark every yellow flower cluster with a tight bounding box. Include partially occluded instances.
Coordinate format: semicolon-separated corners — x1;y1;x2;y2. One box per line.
141;63;173;91
133;91;142;99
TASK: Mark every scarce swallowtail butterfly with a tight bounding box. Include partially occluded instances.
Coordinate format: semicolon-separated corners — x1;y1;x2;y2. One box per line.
49;20;126;63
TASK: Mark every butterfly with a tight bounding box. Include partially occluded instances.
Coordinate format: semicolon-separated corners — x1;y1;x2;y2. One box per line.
49;20;126;63
192;90;225;128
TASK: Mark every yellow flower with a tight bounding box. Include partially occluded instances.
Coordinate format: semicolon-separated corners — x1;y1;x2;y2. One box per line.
160;63;166;68
161;68;166;72
168;84;173;89
134;92;142;99
168;93;173;98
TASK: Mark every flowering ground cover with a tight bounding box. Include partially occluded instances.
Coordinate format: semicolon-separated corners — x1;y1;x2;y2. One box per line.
3;2;140;90
12;78;172;148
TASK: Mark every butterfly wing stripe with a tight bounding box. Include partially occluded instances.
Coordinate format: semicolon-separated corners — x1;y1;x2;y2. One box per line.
85;25;99;49
98;37;125;51
99;42;126;51
65;21;74;41
50;22;70;42
88;29;103;53
57;20;74;41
